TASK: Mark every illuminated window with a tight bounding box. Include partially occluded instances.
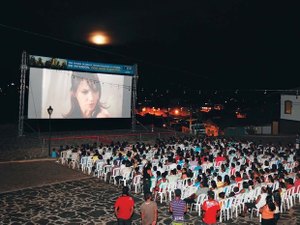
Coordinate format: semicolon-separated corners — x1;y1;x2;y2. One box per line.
284;100;292;114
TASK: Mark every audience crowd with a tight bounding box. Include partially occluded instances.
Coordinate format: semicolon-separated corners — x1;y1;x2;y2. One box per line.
58;135;300;224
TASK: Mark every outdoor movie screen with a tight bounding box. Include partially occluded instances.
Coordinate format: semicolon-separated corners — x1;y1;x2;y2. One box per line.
28;68;132;119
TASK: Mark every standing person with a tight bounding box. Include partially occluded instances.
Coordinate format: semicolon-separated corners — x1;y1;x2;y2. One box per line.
259;195;276;225
201;190;220;225
143;164;153;197
273;190;281;225
169;189;187;225
114;186;135;225
140;192;158;225
64;72;110;118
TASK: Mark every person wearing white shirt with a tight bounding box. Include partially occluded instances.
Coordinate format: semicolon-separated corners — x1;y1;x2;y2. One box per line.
167;169;179;184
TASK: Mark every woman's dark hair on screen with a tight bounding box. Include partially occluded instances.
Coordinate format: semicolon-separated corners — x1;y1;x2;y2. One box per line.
64;73;106;118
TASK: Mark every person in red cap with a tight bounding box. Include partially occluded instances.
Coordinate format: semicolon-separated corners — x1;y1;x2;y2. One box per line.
114;186;135;225
201;190;220;225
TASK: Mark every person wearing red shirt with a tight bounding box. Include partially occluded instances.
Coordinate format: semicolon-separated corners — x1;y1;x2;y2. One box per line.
294;173;300;189
215;152;226;165
114;186;135;225
286;177;294;189
201;190;220;225
235;171;243;189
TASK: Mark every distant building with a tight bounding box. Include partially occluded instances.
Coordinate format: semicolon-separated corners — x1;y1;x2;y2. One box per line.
280;93;300;134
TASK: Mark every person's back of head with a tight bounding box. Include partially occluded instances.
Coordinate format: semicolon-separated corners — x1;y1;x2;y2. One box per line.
242;181;249;189
156;171;161;178
287;177;294;185
235;171;241;178
206;168;211;175
174;189;181;198
171;169;177;175
228;191;235;197
266;195;276;211
233;186;239;193
255;177;262;184
207;190;215;200
162;172;167;179
279;182;286;189
144;192;152;201
122;186;129;196
248;180;254;187
218;192;225;199
210;180;217;189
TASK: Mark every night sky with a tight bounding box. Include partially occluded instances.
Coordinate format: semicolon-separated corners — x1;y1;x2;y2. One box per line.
1;0;299;89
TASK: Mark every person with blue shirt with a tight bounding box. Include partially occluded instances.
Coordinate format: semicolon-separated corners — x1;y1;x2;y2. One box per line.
51;148;58;158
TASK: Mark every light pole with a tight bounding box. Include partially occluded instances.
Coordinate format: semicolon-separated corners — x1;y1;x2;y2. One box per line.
47;106;53;157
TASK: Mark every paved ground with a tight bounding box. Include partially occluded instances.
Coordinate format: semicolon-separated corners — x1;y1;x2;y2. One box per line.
1;160;300;225
0;159;89;193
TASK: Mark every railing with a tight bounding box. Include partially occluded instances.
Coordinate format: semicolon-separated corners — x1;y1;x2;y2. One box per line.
42;131;182;150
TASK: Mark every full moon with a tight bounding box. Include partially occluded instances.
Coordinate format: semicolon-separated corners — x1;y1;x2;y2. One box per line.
89;32;110;45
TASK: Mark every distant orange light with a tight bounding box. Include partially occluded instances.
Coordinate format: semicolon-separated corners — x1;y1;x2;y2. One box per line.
175;109;179;115
236;113;247;119
89;32;110;45
200;107;212;113
142;107;146;112
214;104;224;110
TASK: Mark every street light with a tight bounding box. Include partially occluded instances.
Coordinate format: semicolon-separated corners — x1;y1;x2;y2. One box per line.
47;106;53;157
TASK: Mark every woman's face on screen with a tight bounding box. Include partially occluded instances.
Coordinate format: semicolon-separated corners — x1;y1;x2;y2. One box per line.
75;79;100;118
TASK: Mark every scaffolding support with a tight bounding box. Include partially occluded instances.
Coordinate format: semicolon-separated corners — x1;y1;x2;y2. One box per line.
131;64;138;132
18;51;27;137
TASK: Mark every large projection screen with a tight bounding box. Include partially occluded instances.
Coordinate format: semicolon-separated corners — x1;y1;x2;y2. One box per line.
28;68;132;119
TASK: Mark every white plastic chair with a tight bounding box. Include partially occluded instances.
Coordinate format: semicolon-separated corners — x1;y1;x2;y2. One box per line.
292;185;300;204
119;171;132;187
95;161;104;178
283;187;295;210
132;174;143;193
167;182;178;201
150;178;157;193
110;167;121;185
85;156;93;175
65;150;73;166
70;152;80;170
191;193;207;216
219;197;235;222
155;182;169;204
60;151;68;165
101;164;112;181
80;156;88;172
